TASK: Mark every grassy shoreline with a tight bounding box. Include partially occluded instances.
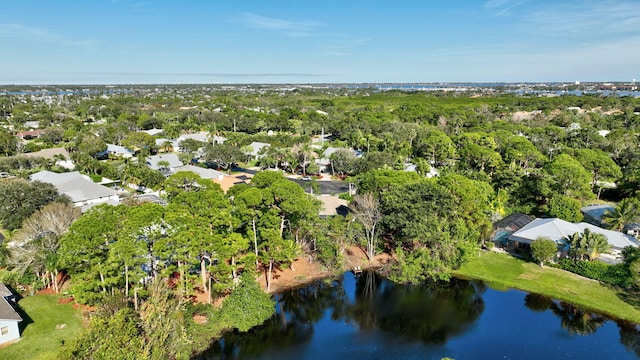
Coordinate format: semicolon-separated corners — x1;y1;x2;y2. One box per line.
454;250;640;324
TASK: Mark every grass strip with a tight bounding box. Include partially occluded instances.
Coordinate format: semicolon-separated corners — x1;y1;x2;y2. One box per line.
0;294;84;360
455;251;640;324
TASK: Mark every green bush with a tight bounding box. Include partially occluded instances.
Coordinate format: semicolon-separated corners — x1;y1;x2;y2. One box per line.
218;272;274;332
559;258;632;288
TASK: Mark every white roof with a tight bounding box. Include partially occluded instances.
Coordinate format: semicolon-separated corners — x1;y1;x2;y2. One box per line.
246;142;270;156
107;143;134;155
510;217;639;250
141;128;164;136
146;154;183;170
178;132;209;143
175;165;224;180
30;171;118;204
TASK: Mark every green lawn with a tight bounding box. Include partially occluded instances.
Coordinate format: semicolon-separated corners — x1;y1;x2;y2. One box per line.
0;294;84;360
455;251;640;324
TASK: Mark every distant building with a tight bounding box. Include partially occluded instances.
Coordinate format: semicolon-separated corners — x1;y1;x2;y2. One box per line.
140;128;164;136
146;154;183;174
581;204;615;227
104;144;134;158
22;147;74;169
172;165;247;192
15;129;45;140
245;142;271;160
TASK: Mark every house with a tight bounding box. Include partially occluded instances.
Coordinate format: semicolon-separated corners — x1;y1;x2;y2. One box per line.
141;128;164;136
15;129;45;140
509;217;639;260
172;165;248;192
490;213;535;246
177;132;208;144
0;283;22;346
175;165;225;181
29;170;120;211
245;142;271;160
146;154;183;173
315;147;362;174
105;144;134;158
22;147;74;169
581;204;615;226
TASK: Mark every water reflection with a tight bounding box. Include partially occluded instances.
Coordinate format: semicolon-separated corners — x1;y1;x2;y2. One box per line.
202;272;639;360
525;293;610;336
350;272;485;344
618;321;640;357
206;272;485;359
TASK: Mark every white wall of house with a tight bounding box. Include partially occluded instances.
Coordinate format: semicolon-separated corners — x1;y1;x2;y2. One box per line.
0;319;20;345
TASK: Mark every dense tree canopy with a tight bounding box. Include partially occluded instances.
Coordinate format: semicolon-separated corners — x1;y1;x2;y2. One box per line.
0;178;69;231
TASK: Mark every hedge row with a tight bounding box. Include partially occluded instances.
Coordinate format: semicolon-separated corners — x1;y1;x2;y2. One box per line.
558;258;633;288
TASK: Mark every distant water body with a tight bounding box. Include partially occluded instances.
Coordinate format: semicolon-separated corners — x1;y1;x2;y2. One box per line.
201;272;640;360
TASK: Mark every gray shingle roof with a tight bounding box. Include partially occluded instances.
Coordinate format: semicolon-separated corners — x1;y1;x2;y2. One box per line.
146;154;183;170
510;217;640;250
0;284;22;322
30;171;118;204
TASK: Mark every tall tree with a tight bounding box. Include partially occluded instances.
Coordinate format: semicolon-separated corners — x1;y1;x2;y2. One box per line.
573;148;622;194
8;202;81;292
0;178;69;231
544;153;592;199
59;204;129;304
351;193;382;261
0;130;18;156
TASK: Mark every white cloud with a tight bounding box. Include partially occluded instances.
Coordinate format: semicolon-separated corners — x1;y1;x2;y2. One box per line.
0;23;96;48
524;1;640;37
235;12;324;37
484;0;527;16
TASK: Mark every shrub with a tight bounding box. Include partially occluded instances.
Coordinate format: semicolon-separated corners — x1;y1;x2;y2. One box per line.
559;258;632;288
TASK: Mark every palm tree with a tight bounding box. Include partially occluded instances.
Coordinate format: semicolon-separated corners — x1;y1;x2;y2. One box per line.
601;198;640;231
584;232;612;260
565;232;587;261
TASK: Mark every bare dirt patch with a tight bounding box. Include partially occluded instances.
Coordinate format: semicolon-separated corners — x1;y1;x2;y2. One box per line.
257;246;395;294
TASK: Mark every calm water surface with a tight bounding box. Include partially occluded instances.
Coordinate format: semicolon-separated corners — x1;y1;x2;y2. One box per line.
202;272;640;360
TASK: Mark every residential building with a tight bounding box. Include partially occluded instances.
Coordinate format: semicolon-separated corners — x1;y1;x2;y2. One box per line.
245;142;270;160
22;147;74;169
0;283;22;346
146;154;183;173
30;170;120;211
509;217;639;261
105;144;134;158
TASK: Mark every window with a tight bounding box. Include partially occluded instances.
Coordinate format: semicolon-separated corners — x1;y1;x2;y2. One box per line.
0;326;8;336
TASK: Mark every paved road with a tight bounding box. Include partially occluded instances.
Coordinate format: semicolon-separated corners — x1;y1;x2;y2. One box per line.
235;167;351;195
292;179;350;195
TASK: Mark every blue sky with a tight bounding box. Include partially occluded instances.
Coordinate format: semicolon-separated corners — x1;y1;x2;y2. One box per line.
1;0;639;84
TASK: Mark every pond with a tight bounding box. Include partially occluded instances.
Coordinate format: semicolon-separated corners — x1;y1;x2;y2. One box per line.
201;272;640;359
